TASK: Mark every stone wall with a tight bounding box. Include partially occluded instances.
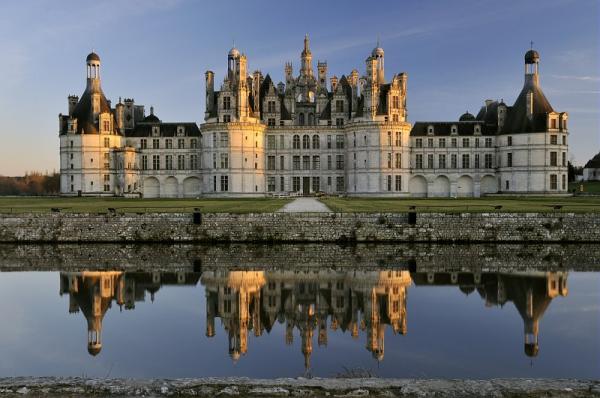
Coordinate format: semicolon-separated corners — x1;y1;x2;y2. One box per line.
1;212;599;243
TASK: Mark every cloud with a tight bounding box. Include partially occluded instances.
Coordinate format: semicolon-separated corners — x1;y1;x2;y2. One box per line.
549;74;600;82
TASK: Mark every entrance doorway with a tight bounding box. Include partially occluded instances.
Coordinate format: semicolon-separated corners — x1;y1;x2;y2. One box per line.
302;177;310;195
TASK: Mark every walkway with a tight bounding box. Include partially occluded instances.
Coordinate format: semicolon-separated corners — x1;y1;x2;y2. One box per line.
278;197;332;213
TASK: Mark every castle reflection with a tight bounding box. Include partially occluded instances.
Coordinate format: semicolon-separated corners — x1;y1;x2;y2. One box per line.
59;268;568;367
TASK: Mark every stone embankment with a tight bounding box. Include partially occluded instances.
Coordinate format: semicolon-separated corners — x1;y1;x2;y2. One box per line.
1;212;600;243
0;377;598;397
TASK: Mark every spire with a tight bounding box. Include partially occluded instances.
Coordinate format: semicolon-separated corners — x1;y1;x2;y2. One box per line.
300;34;313;76
303;33;310;54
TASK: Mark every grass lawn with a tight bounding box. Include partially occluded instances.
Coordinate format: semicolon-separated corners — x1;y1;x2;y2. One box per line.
569;181;600;194
0;197;291;214
320;196;600;213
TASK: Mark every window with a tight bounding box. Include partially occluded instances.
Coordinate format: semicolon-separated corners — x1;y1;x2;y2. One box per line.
327;135;332;149
551;119;557;129
303;156;310;170
462;154;470;168
415;154;423;169
439;138;446;148
312;155;320;170
312;134;320;149
223;96;231;110
280;176;285;191
177;127;185;136
562;135;567;145
475;138;480;148
485;138;492;148
336;176;344;192
220;175;229;191
327;155;332;170
142;155;148;170
387;132;392;146
562;174;566;190
562;152;566;167
507;152;513;167
387;175;392;191
415;138;423;148
392;95;399;109
152;155;160;170
267;177;276;192
165;155;173;170
178;155;185;170
220;132;229;148
387;153;392;168
395;175;402;191
336;118;344;126
267;135;276;150
507;136;513;146
462;138;470;148
550;151;557;166
505;180;510;190
451;125;457;134
267;100;276;113
267;118;275;126
312;177;320;193
293;135;300;149
550;174;557;190
335;135;344;149
190;139;198;149
474;153;480;168
292;177;301;192
280;156;285;170
178;139;185;149
104;137;110;148
293;156;300;170
213;153;217;168
428;138;434;148
427;154;434;169
153;139;159;149
451;154;457;168
336;100;344;113
395;132;402;146
395;153;401;169
267;156;275;170
484;153;493;168
190;154;199;170
550;135;558;145
439;154;446;169
103;120;110;132
451;138;457;148
279;135;285;149
302;135;310;149
103;174;110;182
336;154;344;170
165;139;172;149
222;115;231;123
220;153;229;169
213;176;217;191
103;184;110;192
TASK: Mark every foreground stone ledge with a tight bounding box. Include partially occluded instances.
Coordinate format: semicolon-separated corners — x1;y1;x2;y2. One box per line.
1;212;600;243
0;377;598;397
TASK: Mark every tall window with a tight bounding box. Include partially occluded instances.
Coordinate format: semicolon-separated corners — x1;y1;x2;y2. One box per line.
451;138;457;148
336;154;344;170
438;154;446;169
507;136;513;146
392;96;399;109
293;135;300;149
267;177;276;192
428;138;434;148
267;100;276;113
178;139;185;149
395;175;402;191
335;135;344;149
268;118;276;126
451;154;457;168
303;156;310;170
165;155;173;170
312;177;320;193
299;113;305;126
220;153;229;169
152;155;160;170
562;174;566;190
223;96;231;110
484;153;493;168
336;176;344;192
562;152;566;167
293;156;300;170
550;151;557;166
415;138;423;148
153;139;159;149
415;154;423;169
104;137;110;148
387;153;392;168
387;132;392;146
267;156;275;170
190;155;198;170
485;138;492;148
387;175;392;191
280;156;285;170
462;138;470;148
507;152;513;167
395;132;401;146
462;154;470;169
220;132;229;148
190;139;197;148
141;139;147;149
427;154;434;169
550;174;557;190
178;155;185;170
142;155;148;170
474;153;480;168
395;153;402;169
439;138;446;148
312;134;320;149
327;135;332;149
165;139;172;149
336;100;344;113
292;177;301;192
220;175;229;191
327;155;332;170
279;135;285;149
312;155;320;170
267;135;276;150
302;135;310;149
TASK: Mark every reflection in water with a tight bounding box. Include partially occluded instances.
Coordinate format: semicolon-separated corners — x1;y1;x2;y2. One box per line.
59;269;568;369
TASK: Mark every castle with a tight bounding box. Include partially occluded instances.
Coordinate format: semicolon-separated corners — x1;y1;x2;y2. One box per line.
59;37;569;197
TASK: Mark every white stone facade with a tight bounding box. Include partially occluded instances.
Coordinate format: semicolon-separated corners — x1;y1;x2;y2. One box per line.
59;42;569;198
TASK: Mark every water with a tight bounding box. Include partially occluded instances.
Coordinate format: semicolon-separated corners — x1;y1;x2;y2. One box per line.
0;244;598;379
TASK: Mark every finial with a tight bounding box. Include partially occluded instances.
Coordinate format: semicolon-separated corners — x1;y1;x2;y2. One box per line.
377;35;380;48
150;106;154;115
530;40;534;50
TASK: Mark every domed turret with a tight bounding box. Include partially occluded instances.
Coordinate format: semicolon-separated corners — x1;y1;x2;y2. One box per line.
372;46;384;58
459;111;475;121
228;47;240;58
525;49;540;64
86;52;100;62
88;344;102;356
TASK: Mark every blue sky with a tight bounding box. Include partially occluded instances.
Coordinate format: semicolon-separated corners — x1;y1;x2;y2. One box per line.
0;0;598;175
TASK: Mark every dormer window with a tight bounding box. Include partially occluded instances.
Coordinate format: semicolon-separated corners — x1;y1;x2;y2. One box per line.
427;125;434;135
474;125;481;134
177;126;185;136
450;125;457;135
152;126;160;137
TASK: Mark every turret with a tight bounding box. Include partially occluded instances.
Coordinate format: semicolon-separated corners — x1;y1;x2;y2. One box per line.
300;34;313;77
285;62;293;85
317;61;328;87
68;95;79;116
371;40;385;85
115;98;124;131
205;70;215;119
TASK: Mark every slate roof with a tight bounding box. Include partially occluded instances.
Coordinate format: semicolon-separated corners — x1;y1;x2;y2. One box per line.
410;121;491;136
64;83;115;135
502;78;554;134
585;152;600;169
126;122;200;137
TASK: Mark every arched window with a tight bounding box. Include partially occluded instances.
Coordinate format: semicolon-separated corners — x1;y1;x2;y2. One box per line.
451;125;458;134
299;113;305;126
293;135;300;149
427;125;434;135
308;113;315;126
312;134;320;149
302;134;310;149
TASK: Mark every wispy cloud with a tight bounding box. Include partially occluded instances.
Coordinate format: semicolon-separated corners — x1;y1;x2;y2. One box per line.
549;74;600;82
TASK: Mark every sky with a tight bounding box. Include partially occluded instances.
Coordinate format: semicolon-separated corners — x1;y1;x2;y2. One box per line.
0;0;598;176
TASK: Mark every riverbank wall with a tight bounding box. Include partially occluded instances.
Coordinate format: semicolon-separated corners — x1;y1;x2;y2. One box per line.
1;212;599;243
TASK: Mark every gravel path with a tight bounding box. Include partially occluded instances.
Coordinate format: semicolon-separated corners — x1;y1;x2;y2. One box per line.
278;197;332;213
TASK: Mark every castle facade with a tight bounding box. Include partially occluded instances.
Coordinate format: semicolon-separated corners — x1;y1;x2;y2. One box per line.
59;37;569;197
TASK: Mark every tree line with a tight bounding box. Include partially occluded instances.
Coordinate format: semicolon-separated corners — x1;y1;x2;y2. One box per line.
0;172;60;196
